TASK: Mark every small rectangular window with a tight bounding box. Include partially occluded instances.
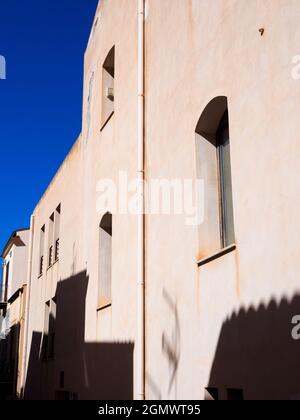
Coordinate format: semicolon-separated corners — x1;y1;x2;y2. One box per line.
55;239;60;262
39;256;44;276
39;225;45;276
54;205;61;261
101;47;115;129
48;245;53;267
48;214;54;267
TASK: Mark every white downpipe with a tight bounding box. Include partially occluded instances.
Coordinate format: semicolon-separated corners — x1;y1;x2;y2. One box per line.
20;214;34;398
137;0;145;401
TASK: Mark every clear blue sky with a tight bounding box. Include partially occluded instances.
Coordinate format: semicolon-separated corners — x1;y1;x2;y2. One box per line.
0;0;99;254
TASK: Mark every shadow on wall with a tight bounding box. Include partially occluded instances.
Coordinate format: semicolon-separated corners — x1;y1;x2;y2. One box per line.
24;271;134;400
0;323;20;400
146;290;181;400
162;289;180;397
207;295;300;400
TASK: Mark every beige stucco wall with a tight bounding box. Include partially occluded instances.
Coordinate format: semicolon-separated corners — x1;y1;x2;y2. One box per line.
83;0;138;358
145;0;300;400
24;0;300;400
25;136;86;399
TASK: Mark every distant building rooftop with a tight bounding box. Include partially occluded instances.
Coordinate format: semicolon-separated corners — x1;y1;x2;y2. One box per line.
1;228;30;259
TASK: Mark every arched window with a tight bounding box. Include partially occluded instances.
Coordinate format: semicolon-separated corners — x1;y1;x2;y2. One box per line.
98;213;112;309
195;97;235;258
101;46;115;129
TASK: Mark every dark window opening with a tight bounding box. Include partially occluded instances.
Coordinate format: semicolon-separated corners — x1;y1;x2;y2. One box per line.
48;245;53;268
39;225;45;276
48;214;54;268
54;204;61;262
55;239;60;262
39;256;44;277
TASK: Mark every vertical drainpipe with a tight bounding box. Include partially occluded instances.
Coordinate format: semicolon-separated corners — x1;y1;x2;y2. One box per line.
20;214;34;398
137;0;145;401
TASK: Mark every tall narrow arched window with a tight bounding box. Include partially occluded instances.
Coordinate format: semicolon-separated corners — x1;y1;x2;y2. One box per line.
216;112;235;248
98;213;112;309
195;97;235;258
101;46;115;129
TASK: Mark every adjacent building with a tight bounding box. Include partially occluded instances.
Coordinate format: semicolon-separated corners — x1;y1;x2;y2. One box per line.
0;229;30;399
1;0;300;400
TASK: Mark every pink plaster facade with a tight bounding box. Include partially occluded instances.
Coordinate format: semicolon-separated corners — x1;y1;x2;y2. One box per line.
20;0;300;400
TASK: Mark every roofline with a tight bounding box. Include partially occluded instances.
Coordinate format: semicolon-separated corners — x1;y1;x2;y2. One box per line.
86;0;102;53
1;228;30;259
33;133;82;214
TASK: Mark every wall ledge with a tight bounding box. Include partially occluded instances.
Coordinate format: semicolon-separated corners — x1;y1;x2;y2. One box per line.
197;244;236;267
